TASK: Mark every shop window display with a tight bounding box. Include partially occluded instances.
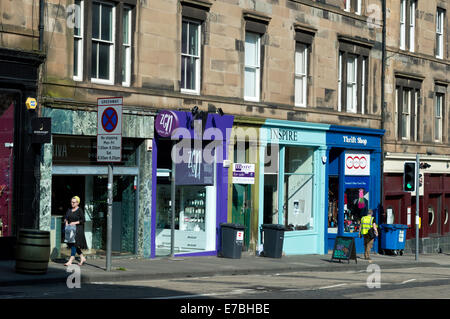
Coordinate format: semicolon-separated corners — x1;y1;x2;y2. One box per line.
344;188;368;233
284;147;314;231
328;176;339;233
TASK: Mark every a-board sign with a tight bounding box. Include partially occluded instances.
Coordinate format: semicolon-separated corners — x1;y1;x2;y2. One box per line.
331;236;357;264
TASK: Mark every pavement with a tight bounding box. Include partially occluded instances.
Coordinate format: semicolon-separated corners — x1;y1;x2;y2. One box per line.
1;251;450;287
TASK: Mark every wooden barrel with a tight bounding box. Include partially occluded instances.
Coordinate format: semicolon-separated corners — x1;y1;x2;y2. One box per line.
15;229;50;274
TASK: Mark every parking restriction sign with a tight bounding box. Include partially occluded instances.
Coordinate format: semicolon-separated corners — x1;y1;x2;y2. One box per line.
97;97;122;162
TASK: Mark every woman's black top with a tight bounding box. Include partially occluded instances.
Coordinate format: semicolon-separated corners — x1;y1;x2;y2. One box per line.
65;207;88;249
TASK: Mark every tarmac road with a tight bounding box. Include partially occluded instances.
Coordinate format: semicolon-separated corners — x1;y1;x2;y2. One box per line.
2;265;450;300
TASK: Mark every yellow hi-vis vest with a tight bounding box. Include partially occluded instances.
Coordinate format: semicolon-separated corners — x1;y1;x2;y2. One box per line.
360;215;374;235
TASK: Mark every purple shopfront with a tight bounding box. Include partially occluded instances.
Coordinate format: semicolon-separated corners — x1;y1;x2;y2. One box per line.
151;110;234;257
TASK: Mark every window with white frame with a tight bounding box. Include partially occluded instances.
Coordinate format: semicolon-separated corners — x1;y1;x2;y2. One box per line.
436;8;445;59
409;0;416;52
401;89;411;140
244;32;261;102
295;43;308;107
400;0;416;52
73;0;83;81
344;0;362;15
435;93;443;142
181;19;201;94
396;82;420;142
91;1;115;84
346;55;358;113
338;47;368;114
400;0;406;50
122;6;132;86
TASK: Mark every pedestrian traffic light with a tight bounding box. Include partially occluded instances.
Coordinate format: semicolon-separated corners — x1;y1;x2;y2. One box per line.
403;161;416;192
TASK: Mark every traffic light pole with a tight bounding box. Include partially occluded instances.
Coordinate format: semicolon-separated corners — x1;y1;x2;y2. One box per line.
415;154;419;261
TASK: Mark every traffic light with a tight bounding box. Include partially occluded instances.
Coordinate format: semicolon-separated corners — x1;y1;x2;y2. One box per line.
403;161;416;192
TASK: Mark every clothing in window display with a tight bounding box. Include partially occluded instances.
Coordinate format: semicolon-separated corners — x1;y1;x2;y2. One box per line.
344;188;368;233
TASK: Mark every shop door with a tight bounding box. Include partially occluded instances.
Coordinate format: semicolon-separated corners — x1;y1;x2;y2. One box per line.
52;174;137;256
427;194;442;236
384;195;404;225
444;195;450;235
0;98;15;237
232;184;251;250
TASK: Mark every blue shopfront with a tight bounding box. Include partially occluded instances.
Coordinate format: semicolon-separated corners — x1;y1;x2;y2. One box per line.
259;119;328;255
325;126;384;254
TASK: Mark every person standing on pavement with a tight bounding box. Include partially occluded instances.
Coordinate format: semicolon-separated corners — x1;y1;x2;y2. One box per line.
359;209;378;261
64;196;88;266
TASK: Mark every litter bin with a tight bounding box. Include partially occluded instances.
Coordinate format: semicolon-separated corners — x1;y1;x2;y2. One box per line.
261;224;285;258
220;223;245;259
380;224;409;255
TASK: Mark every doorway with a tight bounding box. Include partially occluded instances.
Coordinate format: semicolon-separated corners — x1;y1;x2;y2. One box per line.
52;174;137;257
232;184;251;250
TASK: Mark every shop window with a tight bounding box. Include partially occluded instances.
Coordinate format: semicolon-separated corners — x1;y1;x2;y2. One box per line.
264;143;279;224
344;188;369;233
284;147;314;231
328;176;339;233
428;206;435;226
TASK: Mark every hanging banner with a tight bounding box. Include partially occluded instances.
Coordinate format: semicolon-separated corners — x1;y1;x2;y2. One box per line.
345;151;370;176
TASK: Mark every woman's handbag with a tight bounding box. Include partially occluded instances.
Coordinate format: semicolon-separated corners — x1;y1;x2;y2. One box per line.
64;225;76;243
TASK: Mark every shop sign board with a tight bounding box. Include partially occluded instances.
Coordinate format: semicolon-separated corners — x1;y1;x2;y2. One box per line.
232;163;255;184
97;97;122;162
345;151;370;176
155;110;179;137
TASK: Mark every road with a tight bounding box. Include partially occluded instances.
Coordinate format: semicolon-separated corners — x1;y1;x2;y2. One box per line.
2;265;450;300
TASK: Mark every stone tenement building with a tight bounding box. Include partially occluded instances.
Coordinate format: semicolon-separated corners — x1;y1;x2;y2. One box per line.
0;0;448;257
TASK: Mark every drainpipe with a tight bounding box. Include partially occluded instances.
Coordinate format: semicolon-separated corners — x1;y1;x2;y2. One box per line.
380;0;386;222
39;0;44;51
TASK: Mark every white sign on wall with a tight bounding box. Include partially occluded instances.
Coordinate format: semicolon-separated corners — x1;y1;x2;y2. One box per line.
345;151;370;176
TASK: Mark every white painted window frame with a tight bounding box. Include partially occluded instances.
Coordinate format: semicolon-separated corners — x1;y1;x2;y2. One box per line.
91;1;115;86
295;43;308;108
181;18;201;95
122;6;132;87
346;55;358;114
435;93;443;142
436;8;444;59
409;0;416;52
400;0;406;50
244;31;261;102
73;0;84;82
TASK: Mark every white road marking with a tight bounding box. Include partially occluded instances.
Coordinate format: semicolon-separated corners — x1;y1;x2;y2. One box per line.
318;283;348;290
400;279;416;285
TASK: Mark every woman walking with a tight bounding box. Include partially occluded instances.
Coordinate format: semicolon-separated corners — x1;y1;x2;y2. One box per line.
64;196;88;266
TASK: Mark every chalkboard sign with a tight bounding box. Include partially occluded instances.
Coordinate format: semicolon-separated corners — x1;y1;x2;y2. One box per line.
331;236;357;264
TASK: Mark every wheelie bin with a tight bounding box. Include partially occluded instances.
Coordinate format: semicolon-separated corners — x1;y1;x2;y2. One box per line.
379;224;409;255
261;224;285;258
220;223;245;259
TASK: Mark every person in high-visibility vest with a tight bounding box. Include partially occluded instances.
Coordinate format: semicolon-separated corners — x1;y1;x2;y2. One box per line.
359;209;378;261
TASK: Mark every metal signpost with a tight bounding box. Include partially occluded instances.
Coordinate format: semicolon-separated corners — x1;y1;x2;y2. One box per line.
97;97;123;272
